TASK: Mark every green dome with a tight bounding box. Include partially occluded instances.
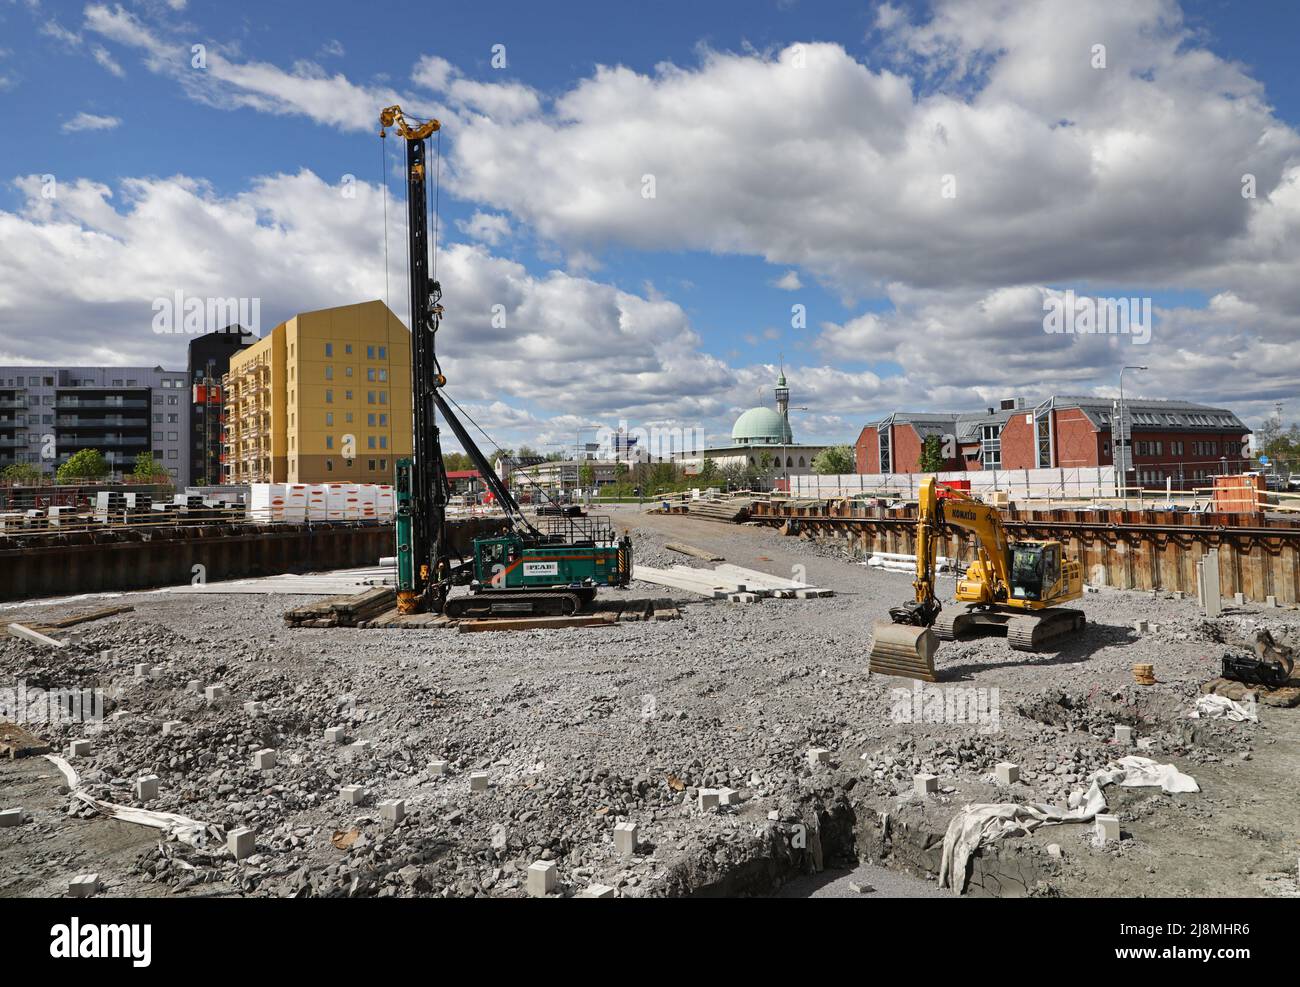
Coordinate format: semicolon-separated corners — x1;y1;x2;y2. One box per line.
732;406;792;445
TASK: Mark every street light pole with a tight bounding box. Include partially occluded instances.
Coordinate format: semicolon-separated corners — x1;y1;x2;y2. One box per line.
1118;365;1147;509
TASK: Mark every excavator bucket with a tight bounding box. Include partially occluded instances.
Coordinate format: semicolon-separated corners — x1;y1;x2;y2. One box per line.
868;621;940;682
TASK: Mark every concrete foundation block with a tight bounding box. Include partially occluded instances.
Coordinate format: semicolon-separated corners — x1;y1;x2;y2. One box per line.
187;680;203;693
728;592;759;604
136;775;160;801
1114;725;1134;746
134;663;149;679
698;789;721;812
995;762;1019;785
614;821;638;858
68;873;100;898
69;739;92;757
340;784;366;805
580;883;617;898
469;771;489;792
1095;814;1121;844
342;740;372;760
253;748;277;770
914;773;939;796
1172;591;1185;600
429;760;449;775
325;726;346;744
379;799;406;824
228;827;255;860
0;808;25;827
527;860;557;897
1234;592;1246;606
718;787;741;806
1267;595;1278;608
162;720;184;736
205;684;227;703
244;701;264;716
150;666;165;679
1133;620;1149;633
806;747;831;769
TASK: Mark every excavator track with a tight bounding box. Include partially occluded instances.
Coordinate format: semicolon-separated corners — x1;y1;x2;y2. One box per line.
1005;608;1086;651
445;591;587;619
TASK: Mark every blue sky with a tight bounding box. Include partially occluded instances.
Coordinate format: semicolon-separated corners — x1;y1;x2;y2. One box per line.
2;0;1299;452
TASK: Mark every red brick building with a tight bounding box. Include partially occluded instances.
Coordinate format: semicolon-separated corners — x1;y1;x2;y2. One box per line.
855;397;1249;489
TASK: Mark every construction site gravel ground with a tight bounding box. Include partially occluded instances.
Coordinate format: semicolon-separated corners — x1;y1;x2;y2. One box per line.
2;504;1298;899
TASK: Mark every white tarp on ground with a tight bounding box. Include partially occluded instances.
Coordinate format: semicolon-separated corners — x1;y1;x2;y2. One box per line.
792;467;1117;500
45;755;221;846
1190;694;1259;722
939;756;1198;894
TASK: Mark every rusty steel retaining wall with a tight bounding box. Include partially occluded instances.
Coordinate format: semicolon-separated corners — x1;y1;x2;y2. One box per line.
748;501;1300;605
0;517;510;601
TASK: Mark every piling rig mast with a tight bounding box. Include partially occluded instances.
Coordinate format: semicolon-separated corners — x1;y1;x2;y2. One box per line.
380;105;632;617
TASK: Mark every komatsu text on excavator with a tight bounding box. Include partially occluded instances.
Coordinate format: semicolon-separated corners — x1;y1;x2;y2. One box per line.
868;477;1086;681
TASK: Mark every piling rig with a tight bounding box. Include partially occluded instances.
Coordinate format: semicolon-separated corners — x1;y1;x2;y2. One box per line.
380;105;632;617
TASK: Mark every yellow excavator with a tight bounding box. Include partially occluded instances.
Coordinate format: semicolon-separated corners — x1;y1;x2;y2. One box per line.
868;476;1086;681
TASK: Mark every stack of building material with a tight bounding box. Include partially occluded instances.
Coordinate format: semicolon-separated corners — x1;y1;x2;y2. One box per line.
283;587;396;627
632;563;832;599
685;498;755;523
865;551;961;575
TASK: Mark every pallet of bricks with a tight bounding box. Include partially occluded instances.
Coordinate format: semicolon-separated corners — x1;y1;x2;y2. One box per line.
283;587;396;627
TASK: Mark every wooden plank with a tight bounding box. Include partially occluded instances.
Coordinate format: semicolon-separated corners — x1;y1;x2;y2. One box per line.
665;542;724;562
7;623;66;648
37;604;136;629
457;614;617;633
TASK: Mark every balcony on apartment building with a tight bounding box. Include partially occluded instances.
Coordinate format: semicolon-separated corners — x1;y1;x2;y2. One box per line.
57;434;149;449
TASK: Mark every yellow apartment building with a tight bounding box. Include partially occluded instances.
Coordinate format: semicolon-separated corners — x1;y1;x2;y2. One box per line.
223;300;412;483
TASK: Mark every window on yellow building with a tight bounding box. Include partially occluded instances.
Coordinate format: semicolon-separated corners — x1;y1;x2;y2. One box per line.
367;391;375;404
326;436;334;450
368;435;376;449
325;366;333;380
326;412;333;425
367;345;375;359
379;346;387;360
367;368;376;382
379;392;387;405
325;390;333;403
325;343;333;357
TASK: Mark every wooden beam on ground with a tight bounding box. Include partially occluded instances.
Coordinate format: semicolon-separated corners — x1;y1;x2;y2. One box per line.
456;613;618;633
7;623;66;649
665;542;724;562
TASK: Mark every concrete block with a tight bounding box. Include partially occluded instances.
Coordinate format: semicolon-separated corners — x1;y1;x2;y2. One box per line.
1114;725;1134;746
1267;595;1278;608
340;784;366;805
325;726;346;744
429;760;448;775
228;827;255;860
162;720;184;736
1046;843;1063;859
1133;620;1149;633
727;592;759;603
614;821;638;858
149;666;165;679
1172;591;1185;600
580;883;617;898
806;747;831;769
698;788;721;811
527;860;557;897
995;762;1019;785
1095;814;1121;844
718;787;741;806
69;739;92;757
205;684;227;703
136;775;160;801
253;748;277;770
379;799;406;824
1234;592;1246;606
187;680;203;693
469;771;489;792
914;773;939;796
244;701;264;716
68;873;100;898
134;663;149;679
343;740;372;760
0;808;25;827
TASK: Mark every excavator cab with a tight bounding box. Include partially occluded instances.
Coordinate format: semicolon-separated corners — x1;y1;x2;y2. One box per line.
1009;542;1063;601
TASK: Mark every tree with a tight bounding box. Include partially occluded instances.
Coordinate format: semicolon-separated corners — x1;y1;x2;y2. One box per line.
698;458;719;485
443;451;472;472
1256;415;1300;467
918;434;946;474
812;445;854;475
720;461;747;491
579;461;594;489
132;452;168;481
56;449;110;482
1;462;41;483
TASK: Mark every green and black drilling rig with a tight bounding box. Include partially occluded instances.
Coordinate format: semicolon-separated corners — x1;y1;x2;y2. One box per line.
380;106;632;618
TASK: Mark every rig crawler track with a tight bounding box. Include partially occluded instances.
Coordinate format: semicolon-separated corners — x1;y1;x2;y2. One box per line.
933;604;1087;651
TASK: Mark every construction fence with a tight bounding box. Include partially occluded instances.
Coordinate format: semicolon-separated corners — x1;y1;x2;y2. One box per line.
792;467;1118;501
